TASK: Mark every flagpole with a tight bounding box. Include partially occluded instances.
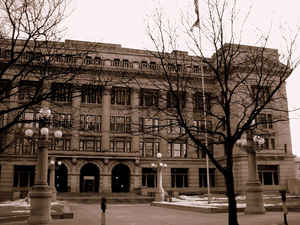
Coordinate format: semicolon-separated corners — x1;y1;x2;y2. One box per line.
193;0;211;204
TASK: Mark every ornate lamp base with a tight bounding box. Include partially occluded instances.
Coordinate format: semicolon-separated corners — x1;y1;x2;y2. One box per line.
244;182;265;214
154;191;165;202
27;185;52;225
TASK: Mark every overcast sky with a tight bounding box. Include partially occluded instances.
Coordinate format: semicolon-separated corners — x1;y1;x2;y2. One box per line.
63;0;300;156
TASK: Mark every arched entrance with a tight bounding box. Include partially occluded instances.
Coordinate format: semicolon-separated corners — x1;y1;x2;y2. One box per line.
80;163;100;192
111;164;130;192
55;163;68;192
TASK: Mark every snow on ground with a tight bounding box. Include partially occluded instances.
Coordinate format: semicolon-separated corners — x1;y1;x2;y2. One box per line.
0;198;64;207
160;195;282;209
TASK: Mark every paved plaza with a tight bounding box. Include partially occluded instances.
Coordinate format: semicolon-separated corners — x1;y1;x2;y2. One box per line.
2;202;300;225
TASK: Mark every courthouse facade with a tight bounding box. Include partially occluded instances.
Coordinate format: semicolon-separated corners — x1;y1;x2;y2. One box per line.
0;40;296;199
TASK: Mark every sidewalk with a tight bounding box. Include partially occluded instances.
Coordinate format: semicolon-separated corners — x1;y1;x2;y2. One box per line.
2;203;300;225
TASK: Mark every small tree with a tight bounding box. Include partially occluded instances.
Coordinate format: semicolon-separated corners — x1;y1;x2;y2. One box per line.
145;1;299;224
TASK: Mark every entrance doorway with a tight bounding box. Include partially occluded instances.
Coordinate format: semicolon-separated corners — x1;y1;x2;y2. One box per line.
80;163;100;192
111;164;130;192
55;163;68;192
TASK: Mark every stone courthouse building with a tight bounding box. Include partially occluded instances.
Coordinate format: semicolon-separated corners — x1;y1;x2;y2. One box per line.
0;40;296;200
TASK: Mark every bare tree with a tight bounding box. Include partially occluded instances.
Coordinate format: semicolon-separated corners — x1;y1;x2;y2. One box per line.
144;1;299;225
0;0;80;152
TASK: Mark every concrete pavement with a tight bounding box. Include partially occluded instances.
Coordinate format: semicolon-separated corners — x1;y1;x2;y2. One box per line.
2;202;300;225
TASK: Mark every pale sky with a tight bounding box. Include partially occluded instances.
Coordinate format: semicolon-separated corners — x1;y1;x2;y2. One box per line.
63;0;300;156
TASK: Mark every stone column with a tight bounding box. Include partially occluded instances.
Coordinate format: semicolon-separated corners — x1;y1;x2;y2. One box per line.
49;157;56;201
102;86;111;151
28;137;52;225
101;162;111;193
131;88;140;153
245;147;265;214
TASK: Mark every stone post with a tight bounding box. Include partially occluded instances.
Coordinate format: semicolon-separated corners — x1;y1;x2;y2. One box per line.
49;157;56;201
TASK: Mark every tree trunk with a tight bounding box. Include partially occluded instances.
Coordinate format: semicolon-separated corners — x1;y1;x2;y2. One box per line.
225;171;239;225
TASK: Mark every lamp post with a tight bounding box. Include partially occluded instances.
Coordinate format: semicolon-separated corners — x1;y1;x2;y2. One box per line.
237;133;266;214
151;152;167;202
25;107;62;224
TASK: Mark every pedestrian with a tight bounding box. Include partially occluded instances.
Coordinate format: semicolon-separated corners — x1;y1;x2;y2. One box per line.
280;190;288;225
101;197;107;225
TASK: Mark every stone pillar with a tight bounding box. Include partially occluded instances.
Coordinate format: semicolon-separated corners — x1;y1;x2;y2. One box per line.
101;162;111;193
28;137;52;225
70;173;80;193
49;157;56;201
0;163;14;199
71;93;81;151
245;149;265;214
131;88;140;153
102;86;111;151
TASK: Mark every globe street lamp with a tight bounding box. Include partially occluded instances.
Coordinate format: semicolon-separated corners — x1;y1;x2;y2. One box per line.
25;107;62;224
237;133;266;214
151;152;167;202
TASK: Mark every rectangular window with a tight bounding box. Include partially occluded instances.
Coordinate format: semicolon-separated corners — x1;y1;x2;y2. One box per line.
110;116;131;133
193;120;213;134
256;113;273;129
193;65;199;73
15;138;38;155
197;142;214;159
19;80;40;101
0;79;11;100
110;138;131;152
111;87;131;105
51;83;72;103
142;168;157;187
199;168;216;187
80;115;101;132
193;92;211;113
13;165;35;188
168;142;187;158
139;118;159;134
50;137;71;151
251;85;271;105
167;91;186;108
81;85;103;104
52;113;72;129
139;89;159;107
140;139;159;157
171;168;188;188
79;137;101;152
258;165;279;185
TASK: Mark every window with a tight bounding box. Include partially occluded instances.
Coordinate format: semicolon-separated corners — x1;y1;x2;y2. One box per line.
167;91;186;108
193;92;211;113
110;116;131;133
81;85;103;104
13;166;35;188
193;65;199;73
0;79;10;100
256;113;273;129
258;165;279;185
80;115;101;132
110;138;131;152
197;142;214;159
123;59;129;67
193;120;213;134
51;83;72;103
251;85;271;105
199;168;215;187
167;119;185;135
171;168;188;188
15;138;38;155
139;89;159;107
94;57;101;64
142;168;157;187
140;139;159;157
260;135;276;150
52;113;72;129
141;61;148;69
111;87;131;105
19;111;38;128
139;118;159;134
84;56;92;64
149;62;157;70
50;137;71;151
168;142;187;158
112;58;120;67
19;80;40;101
79;137;101;152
